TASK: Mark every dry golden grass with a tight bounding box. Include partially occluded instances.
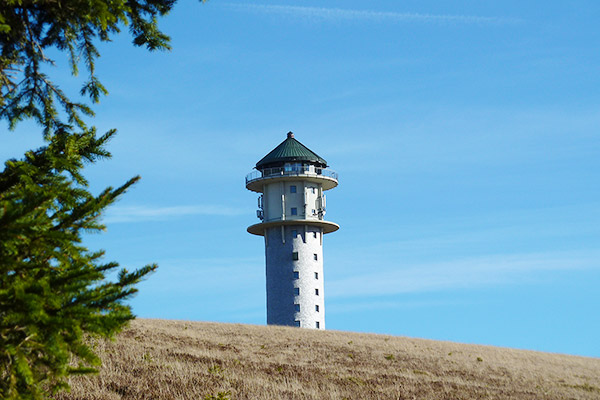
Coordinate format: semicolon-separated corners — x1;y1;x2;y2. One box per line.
56;318;600;400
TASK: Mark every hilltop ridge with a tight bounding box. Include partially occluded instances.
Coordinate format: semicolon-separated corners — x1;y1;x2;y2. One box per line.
57;319;600;400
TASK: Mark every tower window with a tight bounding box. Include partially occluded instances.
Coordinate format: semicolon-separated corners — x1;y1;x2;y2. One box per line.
314;272;318;279
294;288;300;295
315;305;319;312
294;320;300;327
313;254;318;261
290;185;297;193
315;288;319;296
291;207;297;215
313;232;317;239
316;321;320;329
292;252;298;260
293;271;299;279
311;187;316;194
294;304;300;312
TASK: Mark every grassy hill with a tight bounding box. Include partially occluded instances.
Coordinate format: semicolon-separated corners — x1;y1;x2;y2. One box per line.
56;319;600;400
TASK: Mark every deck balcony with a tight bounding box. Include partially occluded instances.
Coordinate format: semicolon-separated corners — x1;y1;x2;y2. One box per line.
245;166;338;192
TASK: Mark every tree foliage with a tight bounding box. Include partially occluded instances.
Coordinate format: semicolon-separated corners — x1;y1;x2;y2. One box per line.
0;129;158;398
1;0;174;133
0;0;181;398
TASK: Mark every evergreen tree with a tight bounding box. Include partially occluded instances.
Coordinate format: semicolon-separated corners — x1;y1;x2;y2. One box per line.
0;0;192;398
1;0;175;131
0;127;157;398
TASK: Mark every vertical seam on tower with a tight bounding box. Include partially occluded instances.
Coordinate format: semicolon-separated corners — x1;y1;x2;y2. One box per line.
303;181;307;218
281;181;285;221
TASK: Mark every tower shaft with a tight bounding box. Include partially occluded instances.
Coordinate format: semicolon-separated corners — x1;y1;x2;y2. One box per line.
265;225;324;328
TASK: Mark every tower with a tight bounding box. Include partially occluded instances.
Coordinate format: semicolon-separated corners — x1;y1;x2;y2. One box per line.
246;132;339;329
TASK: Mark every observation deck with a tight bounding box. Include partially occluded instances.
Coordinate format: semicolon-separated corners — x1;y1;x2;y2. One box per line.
245;166;338;193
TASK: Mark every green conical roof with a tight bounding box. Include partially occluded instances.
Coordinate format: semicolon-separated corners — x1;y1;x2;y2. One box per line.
256;132;327;169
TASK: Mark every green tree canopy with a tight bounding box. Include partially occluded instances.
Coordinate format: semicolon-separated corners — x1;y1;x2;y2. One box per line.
1;0;174;133
0;1;188;398
0;128;158;398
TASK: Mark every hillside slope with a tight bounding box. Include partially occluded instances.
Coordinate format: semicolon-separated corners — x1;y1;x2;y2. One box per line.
57;319;600;400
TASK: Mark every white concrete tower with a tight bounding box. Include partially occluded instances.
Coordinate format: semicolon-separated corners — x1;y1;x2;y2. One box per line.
246;132;339;329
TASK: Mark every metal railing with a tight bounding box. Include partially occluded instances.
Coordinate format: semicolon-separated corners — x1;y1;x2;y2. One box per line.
245;166;338;185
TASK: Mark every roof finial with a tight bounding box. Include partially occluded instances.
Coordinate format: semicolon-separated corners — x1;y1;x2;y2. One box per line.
287;131;294;139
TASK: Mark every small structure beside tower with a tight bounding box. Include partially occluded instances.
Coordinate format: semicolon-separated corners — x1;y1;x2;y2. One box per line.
246;132;339;329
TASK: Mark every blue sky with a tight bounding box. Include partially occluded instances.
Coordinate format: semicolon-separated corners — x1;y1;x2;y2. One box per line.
2;1;599;357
